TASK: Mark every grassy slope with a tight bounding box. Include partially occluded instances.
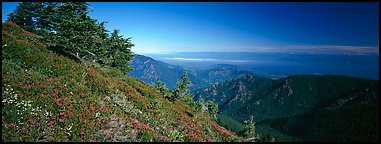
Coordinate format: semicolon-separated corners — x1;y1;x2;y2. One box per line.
1;22;241;142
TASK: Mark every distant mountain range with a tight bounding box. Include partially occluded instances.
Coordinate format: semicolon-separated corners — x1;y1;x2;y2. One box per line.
192;74;379;142
128;54;379;141
146;52;379;80
128;55;256;90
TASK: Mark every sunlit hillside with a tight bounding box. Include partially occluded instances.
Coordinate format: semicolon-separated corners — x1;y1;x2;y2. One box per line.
2;21;241;142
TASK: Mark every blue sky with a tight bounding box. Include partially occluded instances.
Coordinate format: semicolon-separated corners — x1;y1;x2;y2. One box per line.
2;2;379;55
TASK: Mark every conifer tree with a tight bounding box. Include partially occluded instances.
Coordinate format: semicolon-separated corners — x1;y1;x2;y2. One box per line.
156;80;172;100
195;98;205;113
244;115;256;139
7;2;135;73
207;100;218;121
106;29;135;73
172;70;191;102
8;2;44;33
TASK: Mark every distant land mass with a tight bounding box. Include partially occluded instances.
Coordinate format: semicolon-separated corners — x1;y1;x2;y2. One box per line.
145;52;379;80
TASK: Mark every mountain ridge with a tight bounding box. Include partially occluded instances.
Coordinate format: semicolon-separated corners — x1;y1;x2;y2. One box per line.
128;54;255;90
192;73;379;141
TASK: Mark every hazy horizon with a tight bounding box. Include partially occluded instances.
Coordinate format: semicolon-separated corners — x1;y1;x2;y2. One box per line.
141;52;379;80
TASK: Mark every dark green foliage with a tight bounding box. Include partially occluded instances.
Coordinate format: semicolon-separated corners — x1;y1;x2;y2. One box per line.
8;2;44;33
193;74;379;142
156;80;174;101
217;114;244;134
104;29;135;73
156;80;167;94
176;69;191;98
171;70;191;102
243;116;256;139
7;2;135;73
207;100;218;121
194;98;204;113
259;101;379;142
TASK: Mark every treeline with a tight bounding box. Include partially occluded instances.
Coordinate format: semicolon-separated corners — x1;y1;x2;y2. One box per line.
7;2;134;73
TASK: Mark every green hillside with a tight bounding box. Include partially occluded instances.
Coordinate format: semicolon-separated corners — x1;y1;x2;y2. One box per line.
258;101;379;142
192;74;379;141
2;21;241;142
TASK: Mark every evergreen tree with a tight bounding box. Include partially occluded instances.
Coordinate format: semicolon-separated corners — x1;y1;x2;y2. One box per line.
8;2;45;33
207;100;218;121
244;115;256;139
156;80;172;100
171;70;191;102
7;2;135;73
106;29;135;73
46;2;99;56
194;98;205;113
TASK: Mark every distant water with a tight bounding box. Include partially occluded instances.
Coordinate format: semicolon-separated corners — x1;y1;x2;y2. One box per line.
145;52;379;80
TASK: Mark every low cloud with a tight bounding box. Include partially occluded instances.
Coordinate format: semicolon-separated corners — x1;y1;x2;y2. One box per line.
161;57;254;63
135;44;379;55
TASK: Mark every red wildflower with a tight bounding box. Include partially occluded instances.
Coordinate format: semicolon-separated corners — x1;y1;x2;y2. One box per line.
135;123;141;129
59;111;66;116
52;93;56;97
160;136;168;141
48;121;54;126
80;131;85;135
84;120;88;123
64;97;69;102
20;128;27;131
30;119;36;125
24;84;31;89
18;93;24;97
39;94;44;97
59;118;65;123
55;101;62;107
55;98;63;107
191;133;196;138
144;124;150;129
68;111;72;116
